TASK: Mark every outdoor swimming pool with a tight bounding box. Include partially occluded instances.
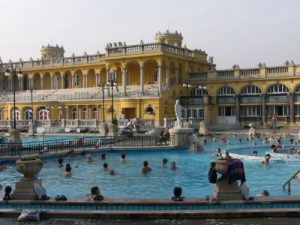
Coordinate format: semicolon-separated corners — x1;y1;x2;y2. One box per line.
1;135;300;199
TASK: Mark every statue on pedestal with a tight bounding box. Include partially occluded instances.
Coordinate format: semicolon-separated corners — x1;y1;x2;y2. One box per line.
174;99;183;128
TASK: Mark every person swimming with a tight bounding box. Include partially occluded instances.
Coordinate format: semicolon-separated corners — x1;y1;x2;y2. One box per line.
161;158;168;167
170;161;177;170
58;155;64;168
101;153;106;160
261;154;271;165
120;154;126;162
142;161;152;174
103;163;109;171
86;154;95;163
65;163;72;177
215;148;222;157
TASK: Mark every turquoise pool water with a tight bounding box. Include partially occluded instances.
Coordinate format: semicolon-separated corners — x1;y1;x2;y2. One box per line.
1;135;300;198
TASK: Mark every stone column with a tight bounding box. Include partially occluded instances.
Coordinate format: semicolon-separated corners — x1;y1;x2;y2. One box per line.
166;66;170;86
122;67;127;96
29;78;34;89
158;65;162;94
40;77;44;90
96;73;99;86
65;106;69;120
106;67;110;95
18;77;23;91
261;94;267;127
235;95;240;125
139;64;144;94
174;67;179;83
83;74;87;88
290;93;295;123
61;75;64;89
9;79;12;91
71;73;75;88
51;76;54;89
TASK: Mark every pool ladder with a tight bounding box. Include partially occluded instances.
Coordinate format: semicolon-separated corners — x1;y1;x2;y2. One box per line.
283;169;300;192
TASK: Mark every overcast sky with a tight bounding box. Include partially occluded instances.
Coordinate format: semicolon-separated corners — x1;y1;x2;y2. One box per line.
0;0;299;69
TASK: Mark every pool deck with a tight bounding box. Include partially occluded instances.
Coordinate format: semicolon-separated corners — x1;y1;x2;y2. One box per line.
2;196;300;220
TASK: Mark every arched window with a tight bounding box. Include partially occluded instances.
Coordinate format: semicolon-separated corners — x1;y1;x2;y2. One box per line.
11;108;20;120
217;86;235;96
240;85;261;95
72;108;77;119
194;86;208;96
82;107;88;120
267;83;289;94
38;107;49;120
0;109;3;120
24;108;33;120
295;86;300;94
92;108;98;119
153;68;158;83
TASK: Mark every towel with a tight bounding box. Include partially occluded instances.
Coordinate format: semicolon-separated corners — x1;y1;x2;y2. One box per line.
225;158;246;185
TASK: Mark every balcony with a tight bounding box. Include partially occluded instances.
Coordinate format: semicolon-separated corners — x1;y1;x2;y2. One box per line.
240;96;262;104
217;96;235;104
266;95;289;103
179;96;204;106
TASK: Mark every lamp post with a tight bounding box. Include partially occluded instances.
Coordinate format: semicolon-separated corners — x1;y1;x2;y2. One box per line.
29;86;35;136
4;65;23;130
183;82;191;123
98;83;106;123
107;71;117;124
198;85;207;121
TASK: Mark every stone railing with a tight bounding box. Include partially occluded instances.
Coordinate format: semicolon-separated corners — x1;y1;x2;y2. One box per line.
106;42;206;60
0;43;207;71
0;89;160;103
188;65;298;82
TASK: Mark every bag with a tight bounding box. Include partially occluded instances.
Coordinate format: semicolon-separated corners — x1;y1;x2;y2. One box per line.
208;168;217;184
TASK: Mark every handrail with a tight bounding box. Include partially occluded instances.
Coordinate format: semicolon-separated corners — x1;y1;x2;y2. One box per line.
283;169;300;192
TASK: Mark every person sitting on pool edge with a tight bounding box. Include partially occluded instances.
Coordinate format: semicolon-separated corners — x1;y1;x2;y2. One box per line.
3;186;12;201
142;161;152;174
90;186;104;201
172;187;184;201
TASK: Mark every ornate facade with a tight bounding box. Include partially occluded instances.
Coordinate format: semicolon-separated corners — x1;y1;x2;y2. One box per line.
0;31;209;130
1;31;299;130
188;62;300;128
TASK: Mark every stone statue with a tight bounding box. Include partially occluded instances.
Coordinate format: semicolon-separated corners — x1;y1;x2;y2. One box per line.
175;99;183;128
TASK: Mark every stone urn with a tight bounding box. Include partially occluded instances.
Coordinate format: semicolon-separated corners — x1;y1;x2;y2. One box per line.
214;159;227;174
16;157;43;181
12;157;43;200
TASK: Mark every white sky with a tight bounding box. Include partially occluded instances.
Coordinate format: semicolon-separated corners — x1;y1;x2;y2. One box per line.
0;0;299;69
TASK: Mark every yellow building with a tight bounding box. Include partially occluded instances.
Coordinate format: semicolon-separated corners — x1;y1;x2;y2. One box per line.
189;61;300;128
1;31;298;131
0;31;209;130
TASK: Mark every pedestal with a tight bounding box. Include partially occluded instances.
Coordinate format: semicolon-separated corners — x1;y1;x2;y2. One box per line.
169;127;193;147
199;121;209;136
12;157;43;200
214;176;243;201
108;124;118;137
8;128;22;151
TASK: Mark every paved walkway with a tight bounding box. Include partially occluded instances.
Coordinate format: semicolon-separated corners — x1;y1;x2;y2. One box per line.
1;217;300;225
